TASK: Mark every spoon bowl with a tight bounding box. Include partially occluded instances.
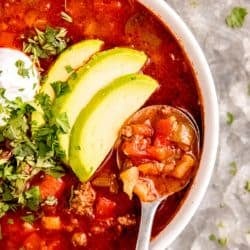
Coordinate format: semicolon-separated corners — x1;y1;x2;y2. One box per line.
116;105;200;250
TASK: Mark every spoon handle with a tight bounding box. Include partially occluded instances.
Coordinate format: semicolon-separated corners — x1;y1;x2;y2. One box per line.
136;200;161;250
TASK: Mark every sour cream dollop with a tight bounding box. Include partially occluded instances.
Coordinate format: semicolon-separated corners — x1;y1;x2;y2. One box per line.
0;48;39;101
0;48;39;126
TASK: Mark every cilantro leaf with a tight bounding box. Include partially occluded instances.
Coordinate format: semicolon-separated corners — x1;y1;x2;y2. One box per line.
244;180;250;192
55;112;70;133
65;65;73;73
0;202;9;218
15;60;30;78
21;214;35;224
24;186;41;211
209;234;228;247
226;112;234;125
51;81;70;97
226;7;248;28
229;161;237;176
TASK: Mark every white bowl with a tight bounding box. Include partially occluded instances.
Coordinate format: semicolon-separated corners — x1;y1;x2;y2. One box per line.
138;0;219;249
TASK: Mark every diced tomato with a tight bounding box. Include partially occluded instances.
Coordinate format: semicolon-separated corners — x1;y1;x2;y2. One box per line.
23;233;45;250
38;175;65;200
95;197;117;218
155;118;173;137
0;32;16;47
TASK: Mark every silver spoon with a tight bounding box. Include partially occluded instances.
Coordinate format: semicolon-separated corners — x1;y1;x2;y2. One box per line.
116;105;200;250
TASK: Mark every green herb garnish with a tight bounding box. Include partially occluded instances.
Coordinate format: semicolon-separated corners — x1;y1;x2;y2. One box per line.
21;214;35;224
209;234;217;241
51;81;70;97
15;60;30;78
209;234;228;247
244;180;250;192
24;186;41;211
65;65;73;73
226;112;234;125
0;93;67;218
23;26;69;69
229;161;237;176
61;11;73;23
226;7;248;28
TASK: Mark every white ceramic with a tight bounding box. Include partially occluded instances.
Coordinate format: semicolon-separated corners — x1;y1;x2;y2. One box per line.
138;0;219;249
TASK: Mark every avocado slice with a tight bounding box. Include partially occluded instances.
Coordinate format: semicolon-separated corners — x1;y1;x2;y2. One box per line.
69;74;158;182
31;39;104;131
54;47;148;162
41;39;104;100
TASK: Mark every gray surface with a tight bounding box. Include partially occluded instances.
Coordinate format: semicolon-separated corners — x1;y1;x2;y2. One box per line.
165;1;250;250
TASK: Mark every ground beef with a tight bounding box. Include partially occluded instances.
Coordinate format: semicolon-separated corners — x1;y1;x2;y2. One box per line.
70;182;96;217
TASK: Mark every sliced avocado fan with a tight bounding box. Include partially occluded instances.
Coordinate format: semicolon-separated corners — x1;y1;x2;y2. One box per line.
69;73;159;182
53;47;148;162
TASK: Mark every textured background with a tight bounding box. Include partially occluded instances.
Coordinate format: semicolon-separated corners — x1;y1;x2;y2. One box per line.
165;1;250;250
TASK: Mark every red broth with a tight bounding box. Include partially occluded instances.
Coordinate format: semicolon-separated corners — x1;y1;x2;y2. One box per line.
0;0;202;249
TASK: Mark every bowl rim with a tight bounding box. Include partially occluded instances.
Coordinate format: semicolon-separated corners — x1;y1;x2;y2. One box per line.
138;0;220;249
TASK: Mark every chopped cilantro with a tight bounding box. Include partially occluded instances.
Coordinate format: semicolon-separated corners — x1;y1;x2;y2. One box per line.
0;202;9;218
209;234;217;241
226;7;248;28
229;161;237;176
0;70;3;75
21;214;35;224
51;81;70;97
244;180;250;192
61;11;73;23
0;89;67;217
15;60;30;78
65;65;73;73
209;234;228;247
24;186;41;211
218;237;228;247
226;112;234;125
18;88;25;92
70;71;77;80
55;112;70;133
